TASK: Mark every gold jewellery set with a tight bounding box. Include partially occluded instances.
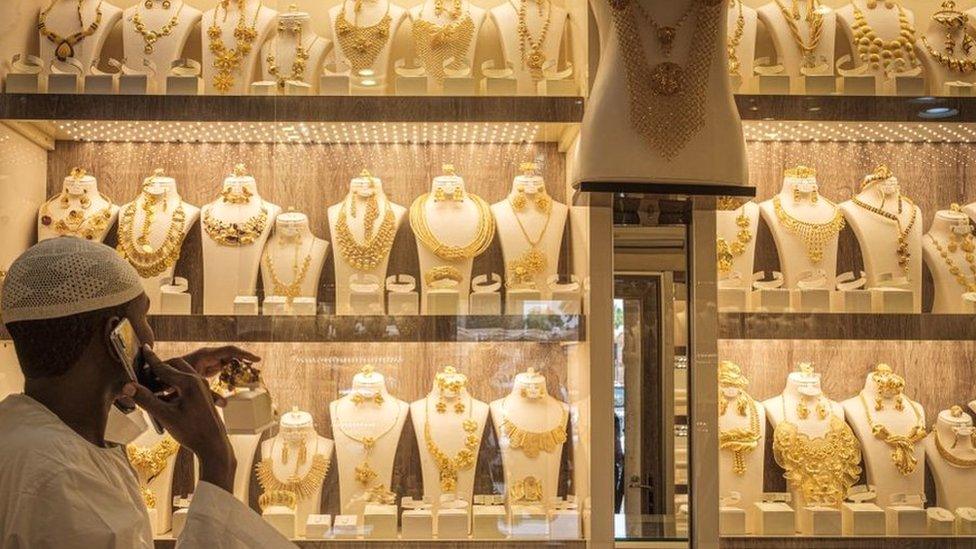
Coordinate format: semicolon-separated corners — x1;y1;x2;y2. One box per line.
266;16;316;89
500;395;567;504
335;369;402;494
773;166;846;265
39;167;115;241
774;0;824;69
208;0;261;93
717;361;761;476
117;170;188;278
921;1;976;74
935;405;976;469
131;0;184;55
263;232;314;304
255;434;330;511
126;435;180;509
716;196;753;275
515;0;552;80
507;167;554;288
851;166;916;276
335;0;392;73
203;167;270;246
928;204;976;294
424;367;481;493
38;0;104;62
334;172;398;272
726;0;746;77
851;0;919;75
858;364;926;476
413;0;475;81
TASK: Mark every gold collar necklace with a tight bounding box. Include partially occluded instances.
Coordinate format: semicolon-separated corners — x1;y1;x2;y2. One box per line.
927;232;976;293
132;1;184;55
39;0;105;62
772;194;845;264
935;425;976;468
203;202;269;246
409;191;495;262
40;189;115;241
334;193;397;271
335;0;392;73
207;0;261;93
851;0;919;75
413;10;475;82
499;398;568;458
126;435;180;509
255;437;330;500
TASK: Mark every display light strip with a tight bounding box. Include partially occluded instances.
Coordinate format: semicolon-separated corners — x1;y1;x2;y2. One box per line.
744;120;976;143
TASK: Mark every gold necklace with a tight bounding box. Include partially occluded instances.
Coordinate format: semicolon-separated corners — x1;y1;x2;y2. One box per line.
499;401;568;459
207;0;261;93
266;26;312;88
851;0;918;74
727;0;745;77
609;0;720;160
413;13;475;81
263;236;313;303
773;0;823;68
921;34;976;73
334;401;401;487
409;192;495;262
851;195;916;275
773;399;862;506
858;391;926;476
506;196;552;287
126;435;180;509
203;203;269;246
255;437;330;500
928;232;976;292
935;427;976;468
772;195;845;264
720;397;760;476
424;395;480;493
335;0;392;73
921;1;976;72
717;203;752;274
132;1;184;54
40;190;114;241
514;0;552;80
39;0;104;62
117;193;186;278
334;194;397;271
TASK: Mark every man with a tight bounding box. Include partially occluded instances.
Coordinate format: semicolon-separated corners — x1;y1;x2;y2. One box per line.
0;237;294;548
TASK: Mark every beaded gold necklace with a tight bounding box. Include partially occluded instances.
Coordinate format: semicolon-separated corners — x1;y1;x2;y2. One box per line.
851;0;919;75
409;192;495;262
207;0;261;93
772;195;845;264
39;0;105;62
132;1;184;54
334;194;397;271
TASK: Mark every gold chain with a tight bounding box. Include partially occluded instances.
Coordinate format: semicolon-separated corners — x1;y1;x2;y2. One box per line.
772;195;845;264
132;1;184;54
773;0;823;68
499;405;568;459
263;237;313;303
727;0;745;76
255;438;330;501
335;1;391;73
720;399;760;476
334;194;397;271
203;203;269;246
126;435;180;509
927;232;976;292
266;26;312;88
851;0;919;74
424;395;480;493
409;192;495;262
851;195;916;274
858;391;926;475
413;14;475;81
39;0;104;62
505;196;552;286
334;402;401;487
921;34;976;73
207;0;260;93
717;203;752;274
514;0;552;80
39;190;114;241
117;193;187;278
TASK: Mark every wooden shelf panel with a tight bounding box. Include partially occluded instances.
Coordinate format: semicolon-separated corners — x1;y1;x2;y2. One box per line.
736;94;975;123
155;540;584;548
721;536;976;549
719;313;976;341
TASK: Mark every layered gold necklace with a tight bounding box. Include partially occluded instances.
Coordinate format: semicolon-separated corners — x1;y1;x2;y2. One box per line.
772;195;845;264
117;189;187;278
203;203;269;246
500;401;568;459
718;361;761;476
920;1;976;74
255;436;330;501
858;391;926;476
727;0;745;77
514;0;552;80
506;192;552;287
207;0;261;93
716;198;752;274
927;225;976;293
413;10;475;81
335;0;392;73
126;435;180;509
773;397;861;506
851;194;916;275
409;191;495;262
773;0;823;68
263;235;313;303
335;193;397;271
424;394;480;493
609;0;720;160
132;1;184;54
335;400;401;487
851;0;919;75
39;0;104;62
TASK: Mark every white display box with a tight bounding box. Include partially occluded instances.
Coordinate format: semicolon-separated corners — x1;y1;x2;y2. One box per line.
292;297;316;316
794;288;830;313
841;502;885;536
718;287;750;312
159;289;191;315
509;505;547;540
539;78;577;96
885;505;926;535
752;502;795;536
751;288;790;312
895;76;925;96
928;507;955;535
871;288;913;313
305;514;332;539
758;75;790;94
427;289;460;315
350;290;384;315
802;75;836;95
401;509;434;539
956;507;976;534
506;288;542;315
548;509;581;540
284;82;311;96
388;291;419;315
262;507;296;539
946;82;976;96
233;296;259;315
119;74;149;95
263;296;291;316
839;290;872;313
363;504;397;539
319;74;350;95
483;75;517;95
798;506;841;535
550;290;582;314
223;389;275;435
332;515;359;539
443;76;477;96
472;505;508;539
720;506;747;535
83;74;114;94
171;508;188;538
436;508;469;539
48;73;80;94
395;74;426;95
469;291;501;315
842;75;877;95
5;73;40;93
166;75;200;95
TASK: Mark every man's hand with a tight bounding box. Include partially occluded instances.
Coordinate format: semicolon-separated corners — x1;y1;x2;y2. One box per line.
124;345;236;493
180;345;261;378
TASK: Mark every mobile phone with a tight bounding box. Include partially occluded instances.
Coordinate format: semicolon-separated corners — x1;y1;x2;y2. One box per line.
109;318;167;433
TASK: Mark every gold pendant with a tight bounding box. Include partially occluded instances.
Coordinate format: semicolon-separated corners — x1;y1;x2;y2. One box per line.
56;40;75;62
650;62;683;96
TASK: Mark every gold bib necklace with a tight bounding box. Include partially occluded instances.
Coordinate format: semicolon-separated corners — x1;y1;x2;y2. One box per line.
409;192;495;262
117;191;187;278
39;182;115;241
334;194;397;271
858;391;926;475
851;0;919;74
772;195;845;264
413;13;475;81
207;0;261;93
203;202;269;246
935;422;976;469
39;0;104;62
255;437;330;501
335;0;392;73
424;395;480;493
126;435;180;509
500;402;568;459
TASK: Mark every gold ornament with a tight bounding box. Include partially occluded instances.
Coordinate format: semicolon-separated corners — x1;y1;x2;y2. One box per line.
500;408;568;459
255;439;330;501
132;2;184;54
203;204;269;246
334;193;397;272
928;232;976;293
335;402;401;487
851;187;916;275
258;489;298;511
923;1;976;72
772;195;845;264
413;14;475;81
727;0;746;76
718;362;761;475
409;192;495;262
509;476;544;503
38;0;104;62
351;391;384;406
515;0;552;80
773;0;824;68
424;395;480;493
263;238;313;304
126;435;180;510
858;391;926;476
266;26;312;88
39;183;115;241
424;265;463;287
116;190;186;278
335;1;391;73
851;0;919;75
716;200;753;274
505;189;553;287
207;0;260;94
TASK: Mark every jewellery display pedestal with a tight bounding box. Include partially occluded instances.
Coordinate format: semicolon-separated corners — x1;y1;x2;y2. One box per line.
436;507;469;538
506;288;541;314
798;507;841;535
332;515;359;538
472;504;508;539
885;505;926;535
401;507;434;539
160;279;192;315
223;388;274;434
928;507;955;534
751;288;790;312
261;507;296;538
305;515;333;539
427;289;460;315
548;507;581;539
870;288;913;313
956;508;976;534
752;501;795;536
364;504;398;538
509;504;548;539
228;432;261;503
720;507;748;535
840;502;885;536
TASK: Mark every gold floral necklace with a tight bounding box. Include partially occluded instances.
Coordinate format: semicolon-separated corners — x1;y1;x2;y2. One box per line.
334;400;401;487
39;176;115;241
413;5;475;82
727;0;745;77
126;435;180;509
207;0;261;93
927;231;976;293
424;395;480;492
851;194;916;275
132;1;184;54
499;399;568;459
513;0;552;80
203;202;269;246
506;195;552;287
716;199;752;274
334;193;397;271
409;192;495;262
263;235;313;303
39;0;104;62
858;391;926;476
266;24;313;88
255;437;330;501
772;195;845;264
718;361;761;475
851;0;919;74
117;190;187;278
335;0;392;72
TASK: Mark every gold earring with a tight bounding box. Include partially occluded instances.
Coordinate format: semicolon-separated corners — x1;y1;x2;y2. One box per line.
520;388;529;399
511;187;527;211
145;0;153;7
797;401;809;419
436;398;447;413
281;443;290;464
816;402;828;420
162;0;170;7
812;189;819;203
875;396;883;411
719;397;729;416
434;187;446;202
297;442;308;465
793;186;801;203
454;401;465;414
895;396;904;411
453;187;463;201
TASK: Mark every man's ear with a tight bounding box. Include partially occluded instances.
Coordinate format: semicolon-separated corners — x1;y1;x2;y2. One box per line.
103;316;122;349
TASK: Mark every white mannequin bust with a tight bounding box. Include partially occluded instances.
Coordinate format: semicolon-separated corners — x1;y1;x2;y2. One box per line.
327;171;406;315
717;197;760;285
918;2;976;95
578;0;747;188
717;361;765;519
38;0;123;71
757;0;836;76
126;413;179;535
122;0;202;92
727;0;758;83
259;7;329;91
260;211;328;305
922;205;976;314
38;167;118;243
925;405;976;511
490;367;568;508
488;0;569;94
410;366;489;506
840;364;926;507
117;169;200;315
200;164;281;314
201;0;278;95
490;163;568;297
758;166;844;289
257;409;333;537
411;165;495;314
409;0;486;87
327;0;408;85
839;166;921;311
835;0;918;80
329;365;409;516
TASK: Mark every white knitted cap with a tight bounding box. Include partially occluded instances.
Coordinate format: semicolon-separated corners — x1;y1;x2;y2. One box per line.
1;237;144;324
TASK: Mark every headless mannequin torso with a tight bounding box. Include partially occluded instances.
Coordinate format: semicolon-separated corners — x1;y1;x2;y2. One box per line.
122;0;202;92
38;168;119;243
925;406;976;511
922;206;976;314
38;0;123;72
201;0;278;95
126;414;179;535
260;212;328;305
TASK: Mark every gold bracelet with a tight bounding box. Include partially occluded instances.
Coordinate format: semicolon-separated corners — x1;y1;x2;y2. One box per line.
509;475;544;503
425;265;463;287
258;489;298;511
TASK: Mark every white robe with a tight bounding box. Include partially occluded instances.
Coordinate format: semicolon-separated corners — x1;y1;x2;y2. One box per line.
0;394;293;548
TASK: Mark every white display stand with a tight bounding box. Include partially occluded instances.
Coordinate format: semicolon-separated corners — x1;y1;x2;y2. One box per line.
759;170;843;289
490;368;568;512
129;413;179;535
578;0;747;187
917;8;976;95
491;169;567;298
717;200;760;284
489;0;568;94
757;1;836;77
38;169;119;243
327;173;405;315
201;0;277;95
409;0;486;92
327;0;408;87
727;1;758;90
38;0;122;73
258;8;329;92
118;172;199;314
257;410;334;537
840;366;925;507
835;1;918;83
200;168;280;314
922;207;976;314
122;1;202;93
330;366;409;515
260;212;328;308
925;406;976;511
410;367;489;507
718;362;766;531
